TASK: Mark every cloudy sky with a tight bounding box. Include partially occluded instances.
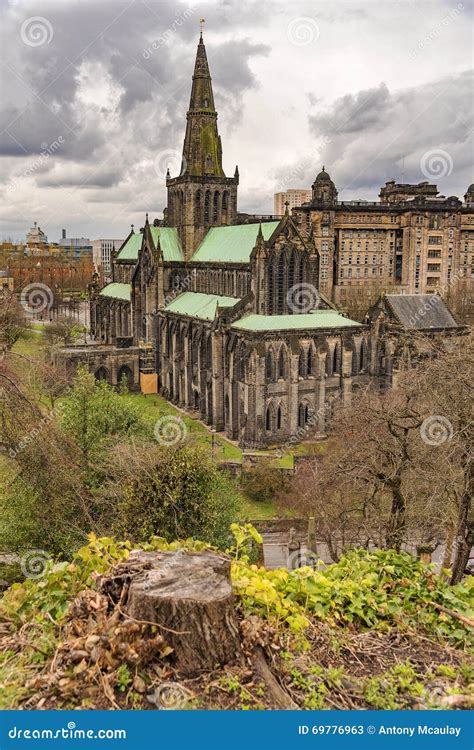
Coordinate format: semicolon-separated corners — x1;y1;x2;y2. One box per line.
0;0;472;242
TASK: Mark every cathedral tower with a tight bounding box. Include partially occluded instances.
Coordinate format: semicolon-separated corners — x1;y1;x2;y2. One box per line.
166;29;239;260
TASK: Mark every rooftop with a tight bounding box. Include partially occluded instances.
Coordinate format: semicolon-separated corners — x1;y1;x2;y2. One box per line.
99;282;131;302
191;221;280;264
231;310;362;332
116;227;184;263
164;291;240;321
384;294;459;330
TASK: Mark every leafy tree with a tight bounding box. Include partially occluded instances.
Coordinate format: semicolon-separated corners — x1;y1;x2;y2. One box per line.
241;459;289;503
108;442;242;549
43;315;83;349
60;367;147;468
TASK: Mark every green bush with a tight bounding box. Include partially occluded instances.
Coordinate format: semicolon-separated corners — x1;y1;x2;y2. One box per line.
115;444;242;549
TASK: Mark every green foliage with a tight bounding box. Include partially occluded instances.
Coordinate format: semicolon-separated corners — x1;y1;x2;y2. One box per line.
115;445;242;549
232;547;474;644
241;460;289;503
1;532;472;711
60;367;147;463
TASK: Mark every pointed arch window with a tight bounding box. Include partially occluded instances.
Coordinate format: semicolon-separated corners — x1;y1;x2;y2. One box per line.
360;340;367;371
194;190;202;225
332;343;340;374
307;346;314;376
276;253;286;314
277;406;282;430
213;190;219;223
265;349;275;381
299;347;307;378
288;251;297;297
298;403;306;428
206;335;212;369
277;347;286;379
204;190;211;225
267;257;274;314
265;405;271;431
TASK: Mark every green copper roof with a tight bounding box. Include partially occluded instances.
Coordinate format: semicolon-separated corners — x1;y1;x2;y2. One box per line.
149;227;184;262
191;222;280;264
231;310;362;332
116;233;142;262
99;283;131;302
164;292;240;321
117;228;184;262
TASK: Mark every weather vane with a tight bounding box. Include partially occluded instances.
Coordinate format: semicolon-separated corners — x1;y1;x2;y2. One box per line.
200;17;205;34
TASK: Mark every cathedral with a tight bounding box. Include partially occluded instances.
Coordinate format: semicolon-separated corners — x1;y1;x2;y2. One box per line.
77;32;465;449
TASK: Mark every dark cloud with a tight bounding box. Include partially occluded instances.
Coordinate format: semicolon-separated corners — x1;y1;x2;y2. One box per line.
309;71;474;198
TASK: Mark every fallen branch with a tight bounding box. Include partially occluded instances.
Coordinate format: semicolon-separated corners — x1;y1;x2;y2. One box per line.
431;602;474;629
253;646;298;710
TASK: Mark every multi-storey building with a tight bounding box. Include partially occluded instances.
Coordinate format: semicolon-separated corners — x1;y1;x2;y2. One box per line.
294;175;474;307
274;189;312;216
92;238;125;276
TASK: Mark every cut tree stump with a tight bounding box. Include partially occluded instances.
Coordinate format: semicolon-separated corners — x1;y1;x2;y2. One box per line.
110;549;241;675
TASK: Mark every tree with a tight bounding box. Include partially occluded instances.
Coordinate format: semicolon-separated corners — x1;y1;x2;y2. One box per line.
105;442;242;549
0;290;26;352
60;367;147;469
241;459;289;504
278;332;473;571
409;332;473;583
43;315;84;349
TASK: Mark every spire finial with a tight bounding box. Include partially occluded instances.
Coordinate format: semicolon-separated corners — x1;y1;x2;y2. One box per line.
284;200;290;216
131;223;134;233
145;212;149;223
322;165;325;172
199;17;205;39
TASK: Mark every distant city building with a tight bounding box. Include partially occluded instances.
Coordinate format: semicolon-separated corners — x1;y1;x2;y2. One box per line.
26;221;48;246
0;269;14;295
58;229;92;259
92;238;125;275
274;189;312;215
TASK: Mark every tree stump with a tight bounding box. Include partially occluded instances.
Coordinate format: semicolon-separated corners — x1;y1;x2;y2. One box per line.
118;549;241;675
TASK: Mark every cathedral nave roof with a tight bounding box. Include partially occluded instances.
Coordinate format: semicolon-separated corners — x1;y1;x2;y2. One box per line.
191;221;279;264
231;310;362;332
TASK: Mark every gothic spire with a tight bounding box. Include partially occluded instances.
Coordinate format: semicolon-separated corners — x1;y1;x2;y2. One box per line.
180;31;225;178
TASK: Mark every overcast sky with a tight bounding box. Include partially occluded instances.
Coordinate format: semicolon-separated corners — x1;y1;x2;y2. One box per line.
0;0;472;242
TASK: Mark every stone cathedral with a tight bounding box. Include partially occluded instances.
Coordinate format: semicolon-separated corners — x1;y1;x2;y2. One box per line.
77;32;463;449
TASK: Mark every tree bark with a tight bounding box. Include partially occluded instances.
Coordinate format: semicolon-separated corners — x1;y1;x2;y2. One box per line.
102;549;241;675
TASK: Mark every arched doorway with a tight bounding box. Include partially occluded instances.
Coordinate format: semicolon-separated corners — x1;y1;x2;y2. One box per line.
94;366;109;383
117;365;133;389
